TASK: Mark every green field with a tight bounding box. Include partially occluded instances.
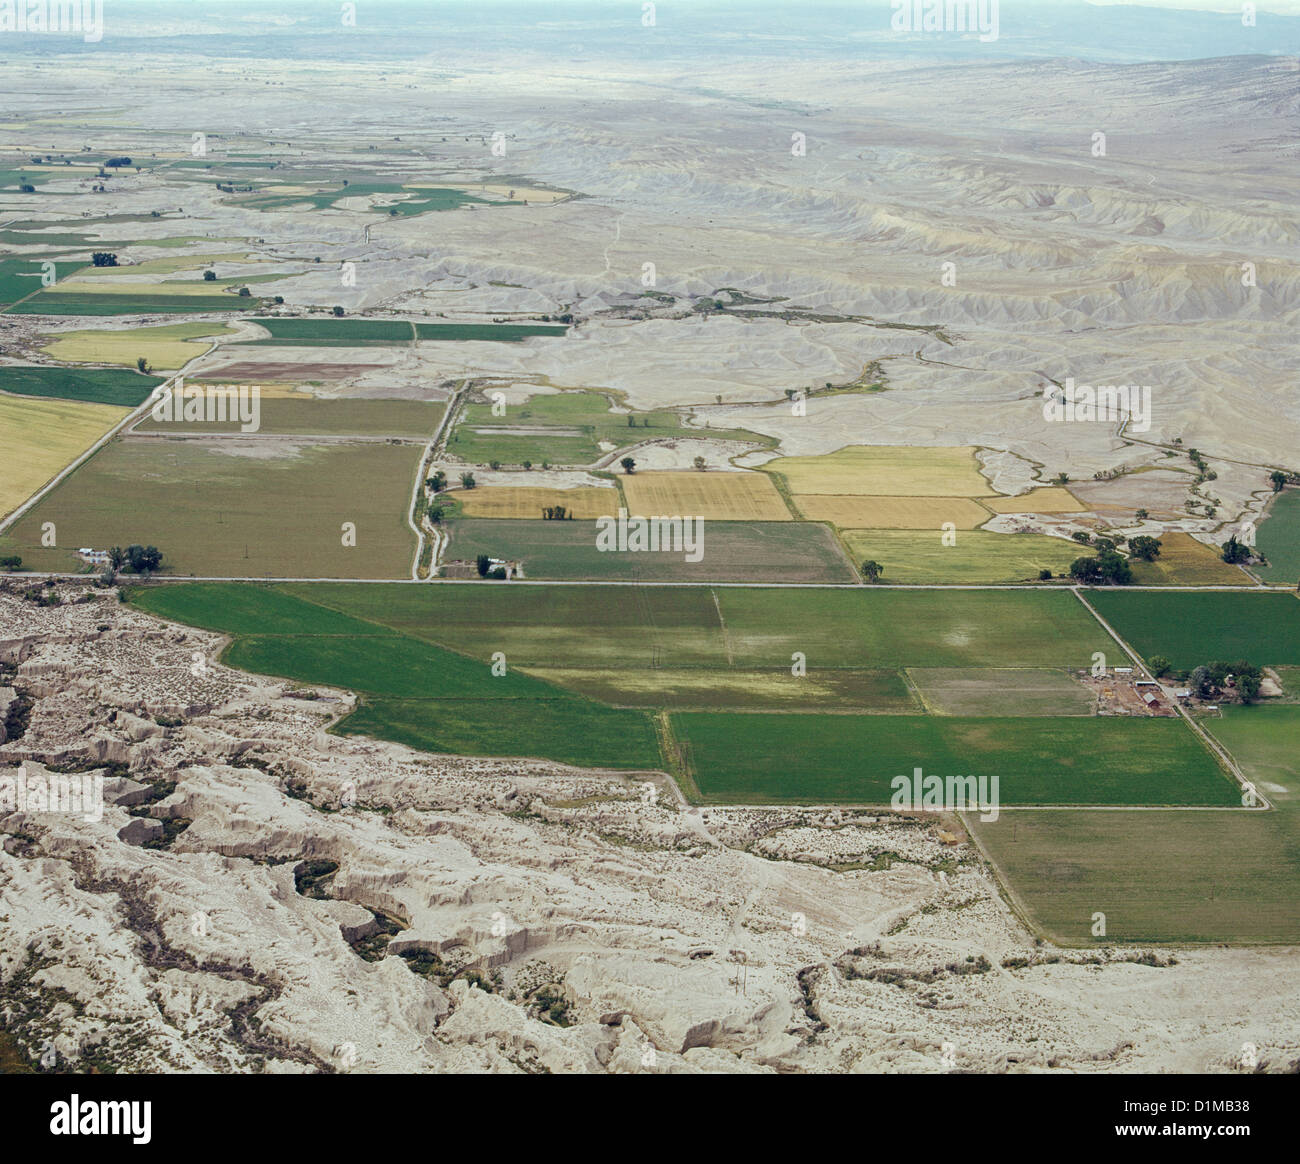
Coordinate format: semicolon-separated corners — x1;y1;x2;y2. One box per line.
840;529;1081;583
0;258;81;308
8;290;261;315
1088;590;1300;670
445;518;859;582
245;317;416;345
1255;490;1300;585
0;365;163;407
284;583;1114;671
716;588;1112;668
133;396;445;437
413;322;568;342
673;712;1235;806
239;318;569;347
3;438;421;578
970;703;1300;944
449;388;765;466
130;583;658;769
970;809;1298;944
0;229;93;247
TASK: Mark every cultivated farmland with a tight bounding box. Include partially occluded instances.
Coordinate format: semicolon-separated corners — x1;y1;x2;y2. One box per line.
841;529;1080;583
767;445;990;496
1;365;163;407
133;395;445;437
1087;590;1300;669
673;712;1235;806
237;318;570;346
445;518;858;582
795;495;990;529
906;667;1096;716
1255;490;1300;586
127;583;660;770
1126;531;1253;586
42;322;235;369
449;485;618;519
0;393;129;517
5;438;421;577
620;471;791;521
449;388;766;467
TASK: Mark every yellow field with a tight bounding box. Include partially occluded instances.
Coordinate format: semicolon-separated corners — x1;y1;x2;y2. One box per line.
184;381;307;398
796;494;992;530
0;393;128;517
73;253;254;276
621;471;792;521
450;485;619;519
53;280;243;298
43;323;234;370
841;529;1081;583
1129;532;1255;586
981;486;1085;514
766;445;989;496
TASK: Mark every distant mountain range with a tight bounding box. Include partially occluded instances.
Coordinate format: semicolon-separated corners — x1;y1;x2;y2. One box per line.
3;0;1299;63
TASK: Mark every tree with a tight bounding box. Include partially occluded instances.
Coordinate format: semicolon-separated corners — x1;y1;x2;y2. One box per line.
126;545;162;574
460;472;476;489
860;560;883;583
1052;472;1070;485
0;555;22;572
427;503;444;524
476;554;491;578
522;461;532;471
1190;665;1215;699
1237;670;1262;703
1070;530;1092;544
19;183;35;193
91;252;119;267
237;287;251;297
426;471;446;493
136;357;150;374
1128;535;1162;562
1069;556;1103;584
1097;550;1133;585
203;270;217;281
1038;568;1053;580
1271;471;1288;493
693;456;706;471
108;546;126;569
620;457;636;475
489;461;501;471
1149;655;1172;677
332;305;345;316
1221;535;1251;564
1135;508;1149;519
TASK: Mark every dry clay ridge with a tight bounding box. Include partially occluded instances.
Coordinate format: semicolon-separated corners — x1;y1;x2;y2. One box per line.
1;583;1297;1074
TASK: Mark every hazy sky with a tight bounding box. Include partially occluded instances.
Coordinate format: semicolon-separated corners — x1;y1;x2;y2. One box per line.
1090;1;1300;12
